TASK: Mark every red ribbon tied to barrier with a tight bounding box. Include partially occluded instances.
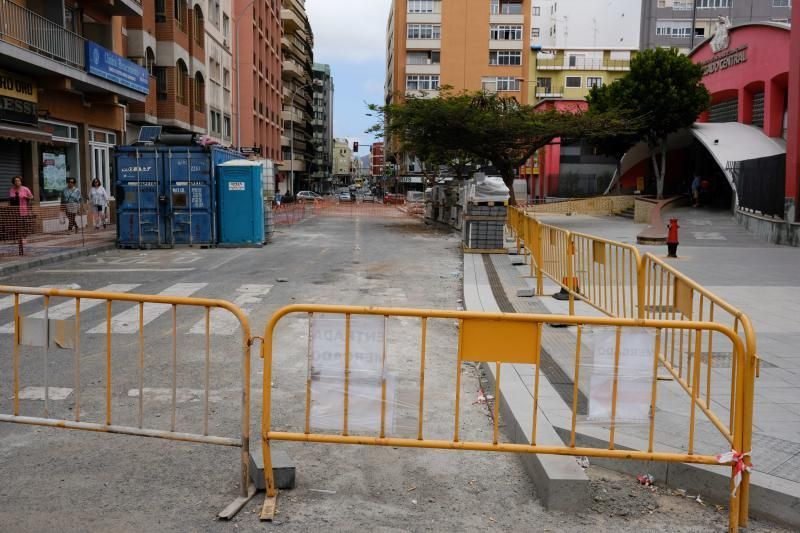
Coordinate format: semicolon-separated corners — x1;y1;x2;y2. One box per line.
716;450;752;496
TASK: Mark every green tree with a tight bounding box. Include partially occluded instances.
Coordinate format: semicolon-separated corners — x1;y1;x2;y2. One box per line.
371;90;638;204
591;48;710;199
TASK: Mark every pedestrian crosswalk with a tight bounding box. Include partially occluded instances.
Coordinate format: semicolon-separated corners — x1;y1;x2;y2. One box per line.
0;282;273;337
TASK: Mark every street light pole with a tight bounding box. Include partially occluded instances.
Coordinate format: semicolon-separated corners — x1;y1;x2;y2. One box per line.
235;0;256;151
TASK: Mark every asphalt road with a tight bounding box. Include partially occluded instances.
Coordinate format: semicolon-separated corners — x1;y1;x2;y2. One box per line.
0;212;787;532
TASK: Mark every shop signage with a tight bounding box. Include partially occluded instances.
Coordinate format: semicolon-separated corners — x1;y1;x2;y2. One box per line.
240;147;262;155
701;45;748;77
0;69;37;103
86;41;149;94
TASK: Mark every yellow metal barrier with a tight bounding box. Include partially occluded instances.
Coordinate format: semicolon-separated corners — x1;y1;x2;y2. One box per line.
259;304;752;532
0;285;256;519
640;254;758;527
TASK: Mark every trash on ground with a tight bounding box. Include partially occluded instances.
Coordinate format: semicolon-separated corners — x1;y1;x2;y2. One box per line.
637;473;655;487
308;489;336;495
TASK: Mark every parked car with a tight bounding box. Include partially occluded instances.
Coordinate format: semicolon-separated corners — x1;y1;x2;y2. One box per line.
362;192;375;202
296;191;322;201
383;192;405;205
339;191;352;202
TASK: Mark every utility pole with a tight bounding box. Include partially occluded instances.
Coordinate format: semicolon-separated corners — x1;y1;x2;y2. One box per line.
690;0;698;50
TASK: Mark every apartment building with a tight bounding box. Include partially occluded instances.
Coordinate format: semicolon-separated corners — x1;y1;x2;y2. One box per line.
204;0;233;146
0;0;146;205
311;63;334;192
371;142;386;177
386;0;532;173
332;137;352;185
235;0;283;162
280;0;314;194
528;0;642;198
126;0;208;140
641;0;793;53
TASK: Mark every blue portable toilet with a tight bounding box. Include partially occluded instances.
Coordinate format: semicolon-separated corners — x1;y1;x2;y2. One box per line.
217;160;265;247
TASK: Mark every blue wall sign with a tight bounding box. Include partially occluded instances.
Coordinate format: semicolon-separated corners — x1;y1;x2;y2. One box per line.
85;41;149;94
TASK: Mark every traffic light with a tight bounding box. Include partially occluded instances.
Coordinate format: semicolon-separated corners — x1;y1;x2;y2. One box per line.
353;141;359;152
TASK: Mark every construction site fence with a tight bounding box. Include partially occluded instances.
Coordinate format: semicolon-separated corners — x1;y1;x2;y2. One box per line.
0;285;256;519
507;206;757;529
0;203;114;257
517;195;634;215
259;304;753;532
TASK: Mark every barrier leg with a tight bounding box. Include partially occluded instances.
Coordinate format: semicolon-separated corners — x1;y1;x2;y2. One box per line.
259;438;278;521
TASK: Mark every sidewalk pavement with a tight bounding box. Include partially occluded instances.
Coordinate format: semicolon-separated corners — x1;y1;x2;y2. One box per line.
462;209;800;527
0;228;116;278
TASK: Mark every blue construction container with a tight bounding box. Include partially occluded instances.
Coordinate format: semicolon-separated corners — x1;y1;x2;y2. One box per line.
114;145;243;248
217;161;265;247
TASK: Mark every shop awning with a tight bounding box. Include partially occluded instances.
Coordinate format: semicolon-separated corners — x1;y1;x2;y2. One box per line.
0;123;52;143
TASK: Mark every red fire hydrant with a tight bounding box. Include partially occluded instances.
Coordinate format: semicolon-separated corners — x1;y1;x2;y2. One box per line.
666;218;680;258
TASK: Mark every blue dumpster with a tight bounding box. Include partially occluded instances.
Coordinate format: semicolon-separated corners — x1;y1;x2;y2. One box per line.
217;161;265;247
114;145;243;248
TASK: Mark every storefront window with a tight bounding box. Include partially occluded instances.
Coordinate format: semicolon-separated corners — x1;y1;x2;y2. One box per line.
39;120;79;203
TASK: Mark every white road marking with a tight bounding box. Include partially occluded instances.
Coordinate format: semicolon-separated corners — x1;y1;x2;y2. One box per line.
0;284;141;333
0;284;81;312
189;284;272;336
17;387;73;401
87;283;207;334
127;388;225;403
37;268;195;273
691;232;726;241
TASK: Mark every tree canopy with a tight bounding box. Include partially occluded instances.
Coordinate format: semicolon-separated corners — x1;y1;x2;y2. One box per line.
370;89;640;203
587;48;710;198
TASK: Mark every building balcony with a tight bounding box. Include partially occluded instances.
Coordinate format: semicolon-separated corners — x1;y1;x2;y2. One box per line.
282;59;306;81
281;108;306;125
281;8;304;33
0;0;147;101
536;58;631;71
535;86;564;98
278;159;306;172
80;0;143;17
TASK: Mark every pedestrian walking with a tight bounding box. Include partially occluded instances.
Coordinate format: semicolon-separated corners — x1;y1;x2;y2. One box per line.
8;176;33;240
691;175;701;207
60;177;82;233
89;178;110;229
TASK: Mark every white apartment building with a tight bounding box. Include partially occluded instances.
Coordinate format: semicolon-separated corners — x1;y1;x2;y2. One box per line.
204;0;234;145
532;0;642;50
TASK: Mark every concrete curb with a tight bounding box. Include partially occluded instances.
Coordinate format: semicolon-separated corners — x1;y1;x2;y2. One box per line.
462;253;591;512
0;243;117;278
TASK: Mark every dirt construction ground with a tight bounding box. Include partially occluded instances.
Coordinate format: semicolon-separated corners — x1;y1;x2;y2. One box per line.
0;212;789;532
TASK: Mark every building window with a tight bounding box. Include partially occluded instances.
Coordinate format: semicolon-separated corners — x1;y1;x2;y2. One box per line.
194;73;205;112
656;20;692;37
223;68;230;89
223;116;231;139
772;0;790;6
565;76;582;88
154;67;168;100
193;5;205;47
407;24;441;39
533;6;541;15
482;76;521;92
155;0;166;22
175;0;187;30
176;60;188;104
587;77;603;88
490;0;523;15
408;0;440;13
406;75;440;91
696;0;732;8
223;14;230;40
407;51;440;64
531;27;540;38
490;24;523;40
489;50;522;65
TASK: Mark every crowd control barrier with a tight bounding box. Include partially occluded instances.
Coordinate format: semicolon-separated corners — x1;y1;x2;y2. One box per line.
0;285;256;519
506;205;758;529
259;304;753;532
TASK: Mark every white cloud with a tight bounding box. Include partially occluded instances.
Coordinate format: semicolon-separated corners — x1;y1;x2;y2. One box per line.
306;0;392;64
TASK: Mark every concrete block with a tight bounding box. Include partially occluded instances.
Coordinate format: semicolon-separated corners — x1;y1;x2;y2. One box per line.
249;447;296;490
481;362;590;512
510;256;525;266
516;287;536;297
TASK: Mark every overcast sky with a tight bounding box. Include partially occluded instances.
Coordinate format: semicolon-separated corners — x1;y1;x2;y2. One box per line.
306;0;391;155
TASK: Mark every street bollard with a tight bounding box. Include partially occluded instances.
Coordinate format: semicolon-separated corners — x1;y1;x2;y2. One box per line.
667;218;679;258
